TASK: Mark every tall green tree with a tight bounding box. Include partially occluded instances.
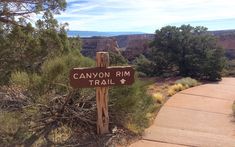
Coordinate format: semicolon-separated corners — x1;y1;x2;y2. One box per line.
148;25;226;80
0;12;75;84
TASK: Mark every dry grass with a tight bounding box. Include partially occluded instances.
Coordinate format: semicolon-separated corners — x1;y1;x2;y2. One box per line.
175;77;199;87
232;101;235;116
167;83;185;96
147;77;199;99
152;92;165;104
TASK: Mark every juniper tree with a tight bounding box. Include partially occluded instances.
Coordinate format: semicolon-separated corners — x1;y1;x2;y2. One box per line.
149;25;226;80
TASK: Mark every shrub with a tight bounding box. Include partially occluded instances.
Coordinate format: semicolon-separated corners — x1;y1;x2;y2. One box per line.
137;71;148;78
42;51;94;82
175;77;199;87
152;92;165;104
30;73;43;89
0;112;22;135
174;83;184;91
125;122;142;134
168;83;185;96
0;19;73;85
232;101;235;116
168;88;176;96
225;60;235;77
40;51;94;94
109;51;128;66
0;111;27;146
168;78;199;96
110;80;160;134
42;57;66;82
149;25;226;80
48;125;72;144
10;71;30;89
133;54;154;76
9;71;44;101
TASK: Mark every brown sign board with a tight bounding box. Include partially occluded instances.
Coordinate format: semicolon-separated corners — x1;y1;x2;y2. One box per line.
70;66;135;88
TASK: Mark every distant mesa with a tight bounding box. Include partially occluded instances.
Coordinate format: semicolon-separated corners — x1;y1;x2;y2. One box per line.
67;31;145;38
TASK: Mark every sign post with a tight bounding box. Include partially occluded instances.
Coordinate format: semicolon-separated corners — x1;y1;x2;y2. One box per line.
96;52;109;134
69;52;135;134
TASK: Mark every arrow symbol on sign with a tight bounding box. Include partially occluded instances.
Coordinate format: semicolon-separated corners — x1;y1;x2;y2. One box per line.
120;79;126;84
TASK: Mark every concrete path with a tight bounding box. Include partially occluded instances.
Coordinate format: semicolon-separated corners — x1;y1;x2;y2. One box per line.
130;78;235;147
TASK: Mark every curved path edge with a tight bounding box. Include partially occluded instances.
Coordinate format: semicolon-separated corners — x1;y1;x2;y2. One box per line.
130;78;235;147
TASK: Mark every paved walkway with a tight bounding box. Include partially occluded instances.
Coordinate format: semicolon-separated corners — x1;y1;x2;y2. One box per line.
130;78;235;147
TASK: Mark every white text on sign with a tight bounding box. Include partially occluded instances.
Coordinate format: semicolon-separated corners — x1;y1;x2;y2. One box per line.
73;71;131;86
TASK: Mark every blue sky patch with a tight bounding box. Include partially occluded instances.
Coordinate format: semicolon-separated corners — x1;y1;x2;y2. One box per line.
56;0;235;33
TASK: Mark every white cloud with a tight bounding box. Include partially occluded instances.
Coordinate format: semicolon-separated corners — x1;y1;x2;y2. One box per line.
55;0;235;32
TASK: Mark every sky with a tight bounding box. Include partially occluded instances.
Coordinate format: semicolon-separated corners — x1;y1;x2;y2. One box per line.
55;0;235;33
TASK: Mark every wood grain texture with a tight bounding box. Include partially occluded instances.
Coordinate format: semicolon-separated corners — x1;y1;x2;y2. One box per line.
96;52;110;134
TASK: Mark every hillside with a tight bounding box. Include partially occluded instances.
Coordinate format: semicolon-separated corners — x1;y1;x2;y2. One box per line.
212;30;235;59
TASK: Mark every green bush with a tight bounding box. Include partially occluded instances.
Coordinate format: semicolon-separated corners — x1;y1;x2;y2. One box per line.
47;125;72;144
0;11;110;146
40;51;94;94
30;73;43;89
134;54;154;76
110;80;160;134
0;111;27;146
10;71;30;89
175;77;199;87
149;25;226;80
0;112;22;134
225;60;235;77
41;56;67;82
9;71;44;101
0;20;74;85
109;51;128;66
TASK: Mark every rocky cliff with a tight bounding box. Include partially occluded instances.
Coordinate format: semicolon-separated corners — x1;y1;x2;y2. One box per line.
115;34;154;60
81;37;120;57
81;34;154;60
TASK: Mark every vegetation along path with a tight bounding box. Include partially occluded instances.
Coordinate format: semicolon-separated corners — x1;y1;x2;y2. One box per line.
130;78;235;147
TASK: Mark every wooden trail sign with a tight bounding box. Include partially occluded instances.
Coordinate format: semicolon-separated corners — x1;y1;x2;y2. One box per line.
70;66;135;88
69;52;135;134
